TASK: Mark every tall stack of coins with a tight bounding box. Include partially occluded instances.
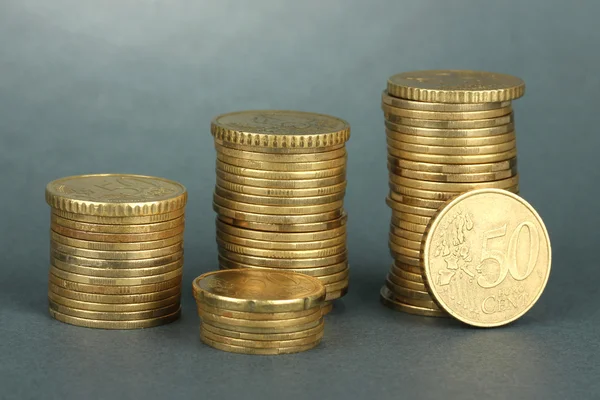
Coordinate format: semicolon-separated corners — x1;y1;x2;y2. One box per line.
379;70;525;317
45;174;187;329
210;110;350;307
193;269;326;355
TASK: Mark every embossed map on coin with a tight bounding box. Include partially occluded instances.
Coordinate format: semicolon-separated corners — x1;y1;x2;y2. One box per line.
423;189;551;327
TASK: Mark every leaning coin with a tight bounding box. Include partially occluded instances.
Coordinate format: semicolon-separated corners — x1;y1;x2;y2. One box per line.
197;303;320;320
200;335;321;355
218;248;347;268
52;208;185;225
48;283;181;304
217;153;347;171
51;223;185;243
385;120;514;137
215;185;345;206
50;215;184;234
387;147;518;164
380;287;446;317
50;249;183;268
49;300;180;321
48;273;181;294
217;230;346;250
217;214;347;233
48;291;181;312
216;177;346;198
216;238;346;259
201;320;324;341
51;258;183;278
50;241;182;260
213;204;343;224
201;327;324;349
216;160;346;180
389;165;517;183
387;137;516;155
381;102;513;120
386;130;515;146
49;307;181;329
50;231;183;251
384;114;513;129
387;156;517;174
49;266;183;286
214;142;347;162
217;255;349;276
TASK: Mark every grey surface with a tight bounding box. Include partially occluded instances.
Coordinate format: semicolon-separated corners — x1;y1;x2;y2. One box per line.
1;0;598;399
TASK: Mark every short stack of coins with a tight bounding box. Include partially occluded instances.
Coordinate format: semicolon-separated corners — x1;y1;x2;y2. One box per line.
210;110;350;310
193;269;326;355
45;174;187;329
379;70;525;317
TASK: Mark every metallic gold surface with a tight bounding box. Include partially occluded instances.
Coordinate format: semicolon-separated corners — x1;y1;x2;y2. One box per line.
51;257;183;278
197;303;320;320
48;283;181;304
217;153;347;171
386;130;515;146
216;177;346;198
49;273;182;294
389;165;517;183
51;223;185;243
216;229;346;250
49;265;183;286
384;114;513;129
218;215;347;233
213;203;343;224
49;307;181;329
50;231;184;251
52;208;184;225
203;317;323;334
218;248;347;268
201;320;324;341
380;287;446;317
388;156;517;173
387;137;516;155
387;147;518;164
49;300;180;321
216;160;346;180
48;291;181;312
214;142;346;162
216;169;346;189
200;334;321;355
218;255;349;276
216;237;346;259
50;241;182;260
386;120;515;137
50;249;183;268
381;102;513;120
215;185;345;206
50;214;184;233
201;326;324;349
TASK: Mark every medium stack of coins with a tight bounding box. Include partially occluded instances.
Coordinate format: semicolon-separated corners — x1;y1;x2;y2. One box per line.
45;174;187;329
210;110;350;308
379;70;525;317
193;269;326;355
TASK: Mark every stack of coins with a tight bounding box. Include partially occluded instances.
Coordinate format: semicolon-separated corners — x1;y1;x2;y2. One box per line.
210;110;350;308
193;269;326;355
379;70;525;317
45;174;187;329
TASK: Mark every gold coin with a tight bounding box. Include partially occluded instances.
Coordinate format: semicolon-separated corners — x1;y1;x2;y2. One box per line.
192;269;325;313
214;185;344;206
389;164;517;183
49;300;180;321
321;302;334;315
324;287;348;301
200;335;321;355
381;102;513;120
323;278;349;292
391;264;424;283
48;273;182;294
201;320;324;341
314;269;349;285
388;156;517;173
49;307;181;329
380;287;446;317
217;153;347;171
50;241;182;260
214;142;347;162
391;252;421;267
387;137;516;155
214;193;343;216
51;257;184;278
218;255;349;276
216;230;346;251
52;208;185;225
394;262;422;274
423;189;551;327
388;192;446;209
198;310;322;328
50;231;184;251
386;197;436;217
388;271;427;291
46;174;187;217
391;219;427;234
389;225;424;243
390;175;520;192
50;214;184;234
49;266;183;286
214;138;344;154
203;317;323;334
387;70;525;103
389;233;421;250
386;129;515;146
197;303;320;320
213;203;343;224
391;211;431;226
390;182;519;201
385;114;513;129
218;214;347;233
388;146;518;164
216;160;346;180
385;120;515;138
385;291;440;310
48;283;181;304
216;169;346;189
381;91;511;111
48;291;181;312
216;177;346;198
216;218;346;242
201;326;324;349
218;248;347;268
385;278;432;300
216;237;346;259
211;110;350;149
51;223;185;243
51;249;183;268
389;241;420;258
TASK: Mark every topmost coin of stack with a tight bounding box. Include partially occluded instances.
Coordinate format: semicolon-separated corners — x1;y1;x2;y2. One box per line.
210;110;351;307
379;70;526;317
45;174;187;329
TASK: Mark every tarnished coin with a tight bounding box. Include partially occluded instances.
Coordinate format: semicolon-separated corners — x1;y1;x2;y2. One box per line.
49;307;181;329
381;102;513;120
216;218;346;242
386;130;516;146
214;185;345;206
323;278;349;293
200;334;321;355
218;248;347;268
380;287;446;317
216;177;346;198
321;302;334;315
50;231;184;251
50;214;184;234
387;156;517;174
213;203;343;224
217;169;346;189
387;146;518;164
381;91;511;111
218;214;347;233
422;189;551;327
384;114;513;129
214;142;347;162
217;153;347;171
201;326;324;349
201;320;324;341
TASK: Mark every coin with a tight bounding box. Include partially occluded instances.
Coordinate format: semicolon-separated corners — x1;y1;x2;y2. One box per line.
214;193;343;215
214;185;345;206
391;264;424;283
51;223;185;243
386;120;515;138
201;327;324;349
380;287;446;317
216;160;346;180
197;303;320;320
48;283;181;304
387;138;516;155
386;197;436;217
389;165;517;183
201;320;324;341
389;225;424;242
214;142;347;162
214;138;345;154
391;212;431;227
388;147;518;164
203;317;323;334
390;219;427;234
381;102;513;120
385;291;441;310
49;300;180;321
390;175;520;192
218;214;347;233
216;177;346;198
52;208;185;225
48;291;181;312
50;241;182;260
49;273;182;294
217;153;347;171
381;91;511;111
51;257;184;278
216;230;346;250
388;157;517;174
49;307;181;329
389;233;421;250
50;214;184;234
192;269;325;313
323;278;349;292
45;174;187;217
200;335;321;355
321;302;334;315
390;252;421;267
213;203;343;224
218;255;349;276
50;231;184;251
385;278;432;300
211;110;350;149
324;287;348;301
384;114;513;129
390;182;519;201
388;192;446;209
314;269;349;285
386;130;516;146
51;249;183;268
388;271;427;291
216;238;346;259
387;70;525;103
422;189;551;327
394;262;422;275
49;265;183;286
218;248;347;268
388;241;420;258
198;310;322;328
216;169;346;189
216;219;346;242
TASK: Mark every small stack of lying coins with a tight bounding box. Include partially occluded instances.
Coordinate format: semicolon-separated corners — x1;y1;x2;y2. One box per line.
193;269;326;355
45;174;187;329
210;110;350;311
379;70;525;317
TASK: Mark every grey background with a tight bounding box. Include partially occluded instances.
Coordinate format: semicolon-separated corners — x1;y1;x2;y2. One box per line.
1;0;598;399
